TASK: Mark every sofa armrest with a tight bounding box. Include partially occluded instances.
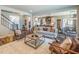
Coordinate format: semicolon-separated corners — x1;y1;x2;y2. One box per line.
49;44;79;54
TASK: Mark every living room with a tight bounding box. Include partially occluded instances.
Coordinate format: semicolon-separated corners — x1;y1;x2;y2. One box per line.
0;5;79;54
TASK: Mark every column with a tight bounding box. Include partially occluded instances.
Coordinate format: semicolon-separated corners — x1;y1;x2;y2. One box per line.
0;8;1;25
50;16;54;32
76;8;79;38
42;17;46;25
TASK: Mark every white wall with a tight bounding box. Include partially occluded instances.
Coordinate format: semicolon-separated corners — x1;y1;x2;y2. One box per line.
0;8;13;36
0;6;32;36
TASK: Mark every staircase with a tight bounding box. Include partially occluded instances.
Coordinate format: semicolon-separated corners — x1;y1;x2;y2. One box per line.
1;14;18;31
0;14;19;45
0;14;18;38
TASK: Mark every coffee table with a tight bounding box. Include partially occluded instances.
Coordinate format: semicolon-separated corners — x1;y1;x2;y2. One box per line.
24;34;45;49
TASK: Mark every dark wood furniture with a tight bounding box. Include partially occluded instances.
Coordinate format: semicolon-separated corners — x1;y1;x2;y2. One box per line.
14;29;27;40
49;38;79;54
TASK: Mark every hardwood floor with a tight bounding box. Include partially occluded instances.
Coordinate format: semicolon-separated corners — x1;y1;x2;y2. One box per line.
0;38;53;54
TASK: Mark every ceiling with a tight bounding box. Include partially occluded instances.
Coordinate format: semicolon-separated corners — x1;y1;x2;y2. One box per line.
4;5;76;16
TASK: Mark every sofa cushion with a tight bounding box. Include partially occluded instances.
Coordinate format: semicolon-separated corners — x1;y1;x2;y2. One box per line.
37;31;57;39
60;37;72;53
60;37;72;49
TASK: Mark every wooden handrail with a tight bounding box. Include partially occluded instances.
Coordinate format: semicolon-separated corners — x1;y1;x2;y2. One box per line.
50;43;79;54
1;14;18;30
1;14;16;25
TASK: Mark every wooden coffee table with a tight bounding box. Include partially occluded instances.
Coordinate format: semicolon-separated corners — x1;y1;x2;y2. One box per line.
24;34;45;49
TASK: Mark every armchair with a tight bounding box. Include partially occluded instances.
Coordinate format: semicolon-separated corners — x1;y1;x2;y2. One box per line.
49;37;79;54
14;29;27;40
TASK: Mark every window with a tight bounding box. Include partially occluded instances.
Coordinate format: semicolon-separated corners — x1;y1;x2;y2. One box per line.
68;20;73;27
34;17;40;26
